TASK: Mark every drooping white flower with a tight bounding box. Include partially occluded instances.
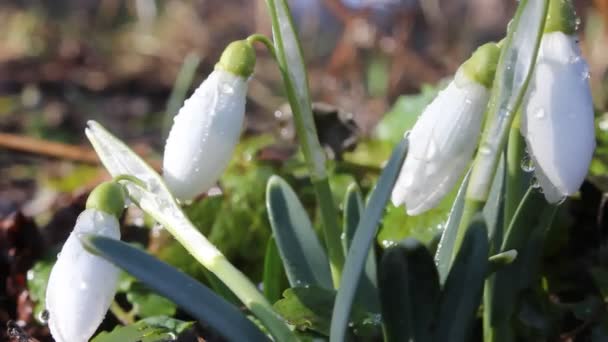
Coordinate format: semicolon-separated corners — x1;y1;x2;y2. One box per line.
520;1;595;203
46;181;125;342
391;43;500;215
163;40;256;201
46;209;121;342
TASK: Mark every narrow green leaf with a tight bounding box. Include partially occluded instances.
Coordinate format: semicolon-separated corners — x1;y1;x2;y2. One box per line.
330;137;409;342
263;236;289;304
266;175;333;289
379;239;440;342
342;184;379;313
435;216;489;342
265;0;326;179
265;0;345;286
485;188;557;340
342;184;364;251
81;235;269;342
435;171;470;284
484;155;506;241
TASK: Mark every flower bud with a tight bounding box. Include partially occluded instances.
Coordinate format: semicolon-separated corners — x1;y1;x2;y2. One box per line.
45;208;121;342
391;43;499;215
520;7;594;203
163;40;255;201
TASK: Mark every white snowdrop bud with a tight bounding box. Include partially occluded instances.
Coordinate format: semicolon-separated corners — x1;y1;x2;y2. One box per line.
520;0;595;203
163;40;255;201
391;43;500;215
45;208;121;342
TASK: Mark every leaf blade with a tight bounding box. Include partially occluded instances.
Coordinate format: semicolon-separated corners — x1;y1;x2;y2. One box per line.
330;137;409;342
266;176;333;289
81;235;269;342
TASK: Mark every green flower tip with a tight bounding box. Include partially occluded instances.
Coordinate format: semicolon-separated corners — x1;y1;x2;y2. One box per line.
86;181;126;218
545;0;577;35
461;42;501;89
215;40;256;78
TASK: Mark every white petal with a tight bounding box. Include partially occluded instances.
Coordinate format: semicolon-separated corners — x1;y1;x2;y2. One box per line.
163;70;248;201
46;209;121;342
521;32;595;203
392;71;489;215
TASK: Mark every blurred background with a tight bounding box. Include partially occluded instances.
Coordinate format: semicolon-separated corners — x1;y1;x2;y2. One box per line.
2;0;608;341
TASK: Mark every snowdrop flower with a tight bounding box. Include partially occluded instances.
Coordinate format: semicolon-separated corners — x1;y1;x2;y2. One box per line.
391;42;500;215
520;0;595;203
163;40;256;201
46;181;125;342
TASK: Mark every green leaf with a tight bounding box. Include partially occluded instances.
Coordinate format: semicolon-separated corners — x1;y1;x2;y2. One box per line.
265;0;326;179
374;84;441;144
81;235;269;342
263;236;289;304
487;250;518;275
435;216;489;342
330;137;409;342
274;286;379;337
485;188;557;341
274;287;334;335
26;259;54;323
435;171;470;284
378;239;440;342
266;175;332;289
126;282;177;318
92;316;194;342
342;184;379;313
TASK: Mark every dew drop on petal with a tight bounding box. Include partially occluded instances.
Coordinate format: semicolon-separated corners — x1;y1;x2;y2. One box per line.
520;153;535;172
38;309;50;324
534;108;546;119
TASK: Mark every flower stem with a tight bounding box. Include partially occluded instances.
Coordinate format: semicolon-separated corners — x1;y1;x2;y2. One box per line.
313;179;344;287
454;0;549;261
504;113;528;229
246;34;277;60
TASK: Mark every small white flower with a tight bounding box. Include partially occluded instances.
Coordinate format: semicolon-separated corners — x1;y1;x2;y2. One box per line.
521;31;595;203
46;208;121;342
391;70;490;215
163;69;248;200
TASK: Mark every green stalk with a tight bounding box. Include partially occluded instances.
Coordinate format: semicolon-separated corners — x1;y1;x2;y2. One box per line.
454;0;549;260
504;113;528;230
151;209;297;341
313;179;344;285
264;0;344;286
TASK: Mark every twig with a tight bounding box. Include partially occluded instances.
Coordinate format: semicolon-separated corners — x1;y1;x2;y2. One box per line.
0;133;99;163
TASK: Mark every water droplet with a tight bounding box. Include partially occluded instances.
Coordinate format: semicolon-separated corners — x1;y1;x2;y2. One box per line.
575;17;581;31
381;240;397;248
581;69;591;81
534;108;546;119
520;154;535;172
426;139;438;160
38;309;50;324
220;83;234;94
479;145;492;156
79;281;88;290
464;98;473;105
